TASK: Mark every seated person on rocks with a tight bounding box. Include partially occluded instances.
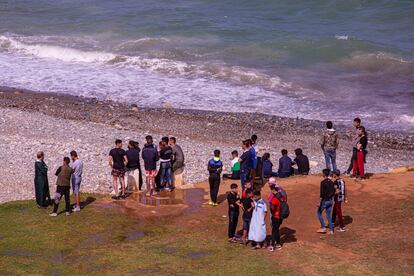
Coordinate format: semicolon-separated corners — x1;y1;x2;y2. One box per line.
278;149;293;178
262;152;278;178
292;148;310;175
223;150;241;180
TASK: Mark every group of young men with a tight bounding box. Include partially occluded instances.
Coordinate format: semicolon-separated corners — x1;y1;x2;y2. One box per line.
108;136;185;199
226;178;289;252
34;150;83;216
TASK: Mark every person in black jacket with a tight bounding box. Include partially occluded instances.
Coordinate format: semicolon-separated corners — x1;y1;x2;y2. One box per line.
142;136;159;196
293;148;310;175
208;149;223;206
227;183;241;242
316;169;335;234
352;126;368;179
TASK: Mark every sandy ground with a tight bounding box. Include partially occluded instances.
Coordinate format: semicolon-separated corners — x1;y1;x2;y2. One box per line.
0;88;413;204
92;171;414;275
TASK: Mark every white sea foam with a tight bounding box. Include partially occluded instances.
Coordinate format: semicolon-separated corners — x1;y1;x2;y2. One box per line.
335;35;349;40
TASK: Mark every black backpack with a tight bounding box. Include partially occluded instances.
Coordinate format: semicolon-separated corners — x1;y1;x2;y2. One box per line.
276;192;290;219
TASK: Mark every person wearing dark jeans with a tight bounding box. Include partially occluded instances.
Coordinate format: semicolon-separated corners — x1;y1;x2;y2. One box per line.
50;157;73;217
320;121;338;172
269;185;283;251
239;140;252;190
316;169;335;234
208;149;223;206
227;183;240;242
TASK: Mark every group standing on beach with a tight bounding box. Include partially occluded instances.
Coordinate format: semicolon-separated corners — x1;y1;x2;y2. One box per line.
34;151;83;216
108;136;185;199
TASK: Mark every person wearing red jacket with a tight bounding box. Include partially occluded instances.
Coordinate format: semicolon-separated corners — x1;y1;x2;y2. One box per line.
269;185;284;252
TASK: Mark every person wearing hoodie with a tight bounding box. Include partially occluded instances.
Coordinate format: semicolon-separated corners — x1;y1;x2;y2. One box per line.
321;121;339;172
142;136;159;196
207;149;223;206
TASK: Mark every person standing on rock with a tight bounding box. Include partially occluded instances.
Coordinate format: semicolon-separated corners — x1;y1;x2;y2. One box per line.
70;150;83;212
321;121;339;172
142;136;159;196
34;151;51;208
169;137;185;188
109;139;128;199
126;140;142;193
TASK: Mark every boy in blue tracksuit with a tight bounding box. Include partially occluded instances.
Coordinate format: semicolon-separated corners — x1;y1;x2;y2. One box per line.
208;149;223;206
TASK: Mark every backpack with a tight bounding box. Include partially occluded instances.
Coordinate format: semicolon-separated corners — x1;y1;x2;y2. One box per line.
276;192;290;219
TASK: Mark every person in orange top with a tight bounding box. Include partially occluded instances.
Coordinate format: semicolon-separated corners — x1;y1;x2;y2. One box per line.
269;185;283;251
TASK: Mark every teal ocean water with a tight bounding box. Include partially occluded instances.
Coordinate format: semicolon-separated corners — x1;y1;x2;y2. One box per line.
1;0;413;131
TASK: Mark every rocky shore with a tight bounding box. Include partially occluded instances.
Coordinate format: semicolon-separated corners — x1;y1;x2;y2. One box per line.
0;87;413;203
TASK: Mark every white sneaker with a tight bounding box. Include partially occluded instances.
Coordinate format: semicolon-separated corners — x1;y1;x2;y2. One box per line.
72;206;81;212
65;212;71;216
49;213;57;217
337;227;346;232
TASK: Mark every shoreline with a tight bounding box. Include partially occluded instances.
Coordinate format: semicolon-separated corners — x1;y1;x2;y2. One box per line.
0;87;413;204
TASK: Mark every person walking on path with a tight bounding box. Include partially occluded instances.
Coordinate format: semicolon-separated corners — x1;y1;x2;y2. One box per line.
109;139;128;199
316;169;335;234
50;157;73;217
321;121;338;172
142;136;159;196
208;149;223;206
126;140;142;193
34;151;51;208
169;137;185;188
70;150;83;212
352;126;368;179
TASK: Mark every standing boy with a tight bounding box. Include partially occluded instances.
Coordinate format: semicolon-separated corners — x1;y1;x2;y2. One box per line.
50;157;73;217
109;139;128;199
239;140;252;190
159;137;173;191
227;183;241;242
142;136;159;196
332;170;347;232
316;169;335;234
70;151;83;212
240;188;254;245
249;190;267;249
126;141;141;193
346;117;364;175
269;185;284;251
207;149;223;206
321;121;338;172
169;137;185;188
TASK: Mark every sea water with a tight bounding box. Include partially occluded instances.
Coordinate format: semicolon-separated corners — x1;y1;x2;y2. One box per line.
0;0;413;131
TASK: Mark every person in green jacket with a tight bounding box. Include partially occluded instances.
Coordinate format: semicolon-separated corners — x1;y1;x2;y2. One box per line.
50;157;74;217
34;151;51;208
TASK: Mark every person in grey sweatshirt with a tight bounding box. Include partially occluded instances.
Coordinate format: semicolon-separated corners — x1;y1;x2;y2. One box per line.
320;121;339;172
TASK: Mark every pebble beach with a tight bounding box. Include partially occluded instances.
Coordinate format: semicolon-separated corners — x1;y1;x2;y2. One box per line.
0;88;413;204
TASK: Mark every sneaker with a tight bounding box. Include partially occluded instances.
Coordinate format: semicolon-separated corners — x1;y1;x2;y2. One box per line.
337;227;346;232
164;188;171;192
275;244;282;251
208;200;214;205
65;212;71;216
213;202;218;206
268;246;275;252
328;230;334;235
72;206;81;212
317;228;327;233
49;213;57;217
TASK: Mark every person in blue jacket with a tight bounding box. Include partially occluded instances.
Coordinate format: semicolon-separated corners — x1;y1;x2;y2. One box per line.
207;149;223;206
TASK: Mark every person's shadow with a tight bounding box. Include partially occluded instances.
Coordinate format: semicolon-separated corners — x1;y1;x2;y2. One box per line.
265;227;297;245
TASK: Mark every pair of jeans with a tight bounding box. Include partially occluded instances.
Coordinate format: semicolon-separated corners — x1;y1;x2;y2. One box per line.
323;148;337;172
209;173;220;203
160;162;172;189
317;200;334;231
240;171;249;191
271;217;283;246
332;202;345;228
53;185;70;213
228;209;239;238
353;151;365;177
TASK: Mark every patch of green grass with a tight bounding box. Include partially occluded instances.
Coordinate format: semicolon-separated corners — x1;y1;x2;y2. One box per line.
0;197;293;275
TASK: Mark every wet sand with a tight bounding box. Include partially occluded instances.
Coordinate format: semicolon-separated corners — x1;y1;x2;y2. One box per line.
0;87;413;203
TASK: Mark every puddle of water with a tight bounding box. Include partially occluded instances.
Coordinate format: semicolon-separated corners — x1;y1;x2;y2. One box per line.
126;230;145;241
1;249;34;257
186;251;209;259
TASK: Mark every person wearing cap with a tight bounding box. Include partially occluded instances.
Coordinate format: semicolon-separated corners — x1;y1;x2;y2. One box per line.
267;177;287;203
